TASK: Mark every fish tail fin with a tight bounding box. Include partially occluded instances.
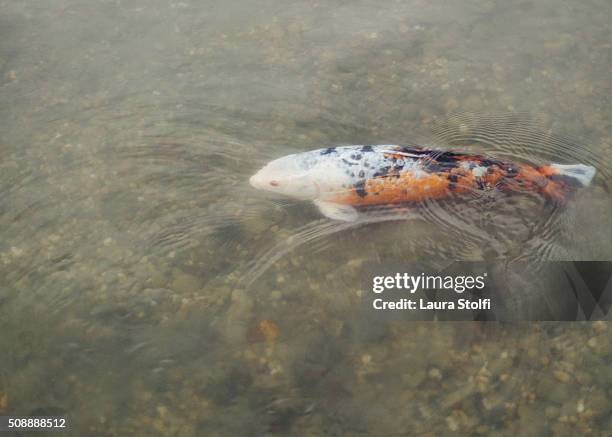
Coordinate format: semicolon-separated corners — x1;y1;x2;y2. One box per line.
549;163;596;187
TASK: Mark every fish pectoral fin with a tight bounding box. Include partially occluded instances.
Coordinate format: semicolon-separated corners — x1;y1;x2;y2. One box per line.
314;200;359;222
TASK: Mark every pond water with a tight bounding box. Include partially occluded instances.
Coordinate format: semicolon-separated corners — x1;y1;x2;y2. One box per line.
1;0;611;435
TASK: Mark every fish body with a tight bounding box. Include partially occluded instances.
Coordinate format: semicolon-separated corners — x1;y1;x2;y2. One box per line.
250;144;595;221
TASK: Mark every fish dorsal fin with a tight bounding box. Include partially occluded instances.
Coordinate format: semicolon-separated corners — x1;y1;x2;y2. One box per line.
380;150;423;159
314;200;359;222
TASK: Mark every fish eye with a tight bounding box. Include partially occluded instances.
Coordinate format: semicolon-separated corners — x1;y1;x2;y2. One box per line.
269;180;280;187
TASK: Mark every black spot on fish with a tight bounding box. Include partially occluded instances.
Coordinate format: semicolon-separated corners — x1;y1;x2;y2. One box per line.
479;159;495;167
373;166;391;178
361;145;373;152
429;151;461;163
476;179;485;190
321;147;336;155
448;174;459;183
358;170;365;178
505;167;518;178
422;161;444;173
355;180;367;197
399;146;427;155
422;151;463;172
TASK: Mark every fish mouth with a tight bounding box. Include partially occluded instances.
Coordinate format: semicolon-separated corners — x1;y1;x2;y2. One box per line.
249;172;262;189
249;169;270;190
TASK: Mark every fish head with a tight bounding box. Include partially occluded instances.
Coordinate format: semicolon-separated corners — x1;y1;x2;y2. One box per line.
249;154;320;200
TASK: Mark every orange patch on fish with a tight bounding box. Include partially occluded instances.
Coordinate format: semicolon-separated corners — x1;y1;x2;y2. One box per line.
333;171;470;206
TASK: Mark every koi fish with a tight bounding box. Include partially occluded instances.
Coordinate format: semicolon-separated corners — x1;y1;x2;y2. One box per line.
249;144;596;222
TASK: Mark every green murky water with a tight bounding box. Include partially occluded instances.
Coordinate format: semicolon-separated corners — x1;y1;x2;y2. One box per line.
1;0;611;435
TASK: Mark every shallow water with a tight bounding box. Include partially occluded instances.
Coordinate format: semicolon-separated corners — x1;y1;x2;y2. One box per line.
1;0;611;435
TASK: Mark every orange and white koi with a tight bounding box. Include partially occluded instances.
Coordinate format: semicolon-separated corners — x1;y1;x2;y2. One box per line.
250;145;595;221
